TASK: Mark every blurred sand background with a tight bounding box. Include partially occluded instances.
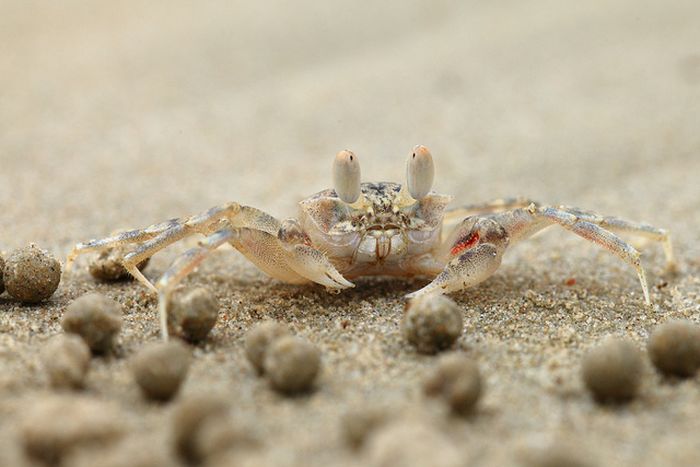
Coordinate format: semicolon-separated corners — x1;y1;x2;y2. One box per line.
1;0;700;465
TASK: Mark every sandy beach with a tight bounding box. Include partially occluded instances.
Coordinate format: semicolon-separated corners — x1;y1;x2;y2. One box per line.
1;1;700;465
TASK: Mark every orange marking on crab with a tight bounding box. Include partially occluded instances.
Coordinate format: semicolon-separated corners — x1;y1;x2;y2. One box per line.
450;231;480;256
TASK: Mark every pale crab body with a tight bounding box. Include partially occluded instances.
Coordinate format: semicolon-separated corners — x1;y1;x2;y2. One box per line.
298;182;448;279
67;146;676;340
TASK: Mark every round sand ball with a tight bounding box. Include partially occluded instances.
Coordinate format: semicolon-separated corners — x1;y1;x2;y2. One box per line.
341;407;389;449
581;337;643;402
88;246;149;282
0;254;5;295
518;436;592;467
244;320;291;374
366;421;462;467
41;334;91;390
402;295;463;354
263;336;320;394
647;320;700;377
167;287;219;343
66;435;178;467
424;352;482;415
194;413;258;463
172;393;230;464
3;244;61;303
131;341;191;401
20;395;125;465
62;293;123;353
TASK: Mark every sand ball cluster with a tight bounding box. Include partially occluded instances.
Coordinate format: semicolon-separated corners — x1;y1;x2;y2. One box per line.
245;320;292;374
20;395;125;465
402;295;463;354
582;337;643;402
341;407;389;449
131;341;191;401
167;287;219;343
244;322;320;394
2;244;61;303
41;334;91;390
647;320;700;377
171;393;256;465
62;293;123;354
88;246;150;282
424;352;482;415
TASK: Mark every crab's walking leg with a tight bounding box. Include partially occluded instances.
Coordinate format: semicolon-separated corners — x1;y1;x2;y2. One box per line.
66;203;242;289
444;197;538;219
410;204;663;305
65;218;181;269
496;206;653;304
552;206;675;271
155;228;236;340
442;197;538;235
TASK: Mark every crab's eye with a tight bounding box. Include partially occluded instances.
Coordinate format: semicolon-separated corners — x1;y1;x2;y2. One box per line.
333;149;361;203
406;145;434;200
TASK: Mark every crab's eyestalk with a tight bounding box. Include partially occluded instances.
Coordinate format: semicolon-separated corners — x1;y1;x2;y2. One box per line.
406;145;435;200
333;150;361;204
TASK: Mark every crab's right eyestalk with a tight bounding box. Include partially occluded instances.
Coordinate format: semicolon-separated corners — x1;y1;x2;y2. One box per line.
333;150;361;204
406;145;435;200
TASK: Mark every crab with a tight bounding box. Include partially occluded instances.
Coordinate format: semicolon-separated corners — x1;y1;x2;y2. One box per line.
66;146;675;340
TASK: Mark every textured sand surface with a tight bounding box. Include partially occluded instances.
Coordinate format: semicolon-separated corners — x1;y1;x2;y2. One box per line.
1;1;700;465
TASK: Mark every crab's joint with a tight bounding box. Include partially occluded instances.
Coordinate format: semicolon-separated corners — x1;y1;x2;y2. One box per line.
450;232;480;257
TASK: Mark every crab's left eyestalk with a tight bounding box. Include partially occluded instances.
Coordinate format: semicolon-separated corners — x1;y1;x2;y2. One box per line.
333;150;361;204
406;145;434;200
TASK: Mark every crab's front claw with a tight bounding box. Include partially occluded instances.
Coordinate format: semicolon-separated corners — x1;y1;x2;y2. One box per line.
288;244;354;290
406;244;502;300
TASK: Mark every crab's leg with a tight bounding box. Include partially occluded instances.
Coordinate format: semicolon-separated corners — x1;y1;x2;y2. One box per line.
407;217;509;299
65;218;180;269
275;218;354;290
156;228;236;340
410;204;665;305
549;206;675;271
494;205;654;304
441;197;538;238
66;203;243;289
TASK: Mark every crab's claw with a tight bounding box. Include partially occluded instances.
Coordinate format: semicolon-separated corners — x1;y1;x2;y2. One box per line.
406;243;503;301
287;244;355;290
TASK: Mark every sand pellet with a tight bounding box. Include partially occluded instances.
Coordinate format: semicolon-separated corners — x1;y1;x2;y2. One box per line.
3;244;61;303
424;352;482;415
167;287;219;343
341;407;389;449
62;293;123;353
402;295;463;354
245;320;291;374
264;336;320;394
581;337;643;403
41;334;91;390
88;246;149;282
647;320;700;377
172;393;230;464
0;254;5;295
20;395;125;465
365;421;462;467
131;341;191;401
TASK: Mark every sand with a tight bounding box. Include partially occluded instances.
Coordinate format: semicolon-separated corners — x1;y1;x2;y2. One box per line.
1;0;699;465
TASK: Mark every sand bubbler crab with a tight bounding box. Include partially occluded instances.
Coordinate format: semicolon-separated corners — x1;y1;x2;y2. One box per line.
67;146;675;340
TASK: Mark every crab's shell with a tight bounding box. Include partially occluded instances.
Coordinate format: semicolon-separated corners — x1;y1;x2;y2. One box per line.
298;182;452;275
